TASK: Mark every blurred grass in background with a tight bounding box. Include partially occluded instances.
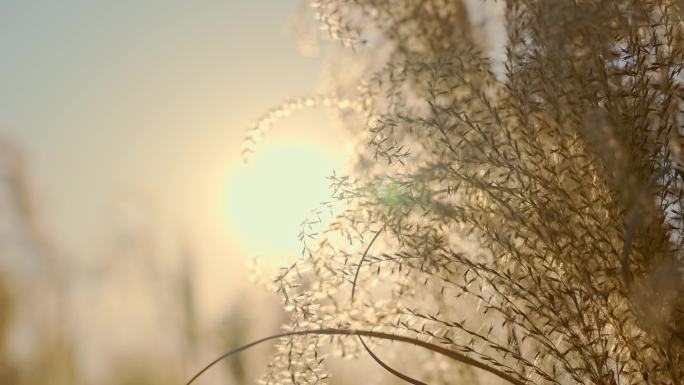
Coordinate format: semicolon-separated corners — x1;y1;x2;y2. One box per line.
0;139;286;385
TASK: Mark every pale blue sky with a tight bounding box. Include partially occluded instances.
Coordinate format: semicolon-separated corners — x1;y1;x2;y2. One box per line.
0;0;328;260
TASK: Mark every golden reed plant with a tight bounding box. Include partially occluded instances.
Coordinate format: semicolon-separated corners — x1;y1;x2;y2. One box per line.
190;1;684;384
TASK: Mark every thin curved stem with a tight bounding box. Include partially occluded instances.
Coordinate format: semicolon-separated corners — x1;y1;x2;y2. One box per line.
352;227;384;301
184;328;526;385
358;336;428;385
349;226;427;384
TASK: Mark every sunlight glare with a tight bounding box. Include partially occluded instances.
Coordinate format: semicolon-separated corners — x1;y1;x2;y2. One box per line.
225;140;344;263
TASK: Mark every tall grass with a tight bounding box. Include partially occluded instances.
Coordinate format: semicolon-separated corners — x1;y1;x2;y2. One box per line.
192;1;684;384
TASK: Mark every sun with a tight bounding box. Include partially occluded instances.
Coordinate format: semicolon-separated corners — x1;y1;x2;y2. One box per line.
224;139;344;263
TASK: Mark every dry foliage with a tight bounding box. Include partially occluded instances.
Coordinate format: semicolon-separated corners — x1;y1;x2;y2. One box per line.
201;1;684;384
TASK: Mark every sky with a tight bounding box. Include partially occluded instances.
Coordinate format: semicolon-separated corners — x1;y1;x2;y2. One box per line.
0;0;357;274
0;1;351;381
0;0;330;255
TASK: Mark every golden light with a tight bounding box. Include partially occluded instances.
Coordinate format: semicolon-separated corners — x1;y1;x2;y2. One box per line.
224;138;345;263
